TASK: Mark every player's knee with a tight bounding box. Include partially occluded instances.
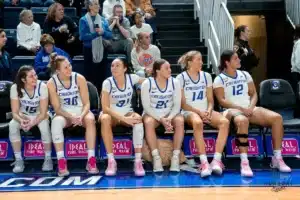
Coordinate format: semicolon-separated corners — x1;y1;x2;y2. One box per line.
219;117;230;129
235;116;249;129
192;117;203;129
272;113;283;125
9;119;21;142
143;116;156;127
99;114;112;124
174;115;184;127
84;113;95;124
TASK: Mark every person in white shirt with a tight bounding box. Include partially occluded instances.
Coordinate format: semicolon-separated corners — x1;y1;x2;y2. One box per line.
131;32;160;78
9;65;53;173
103;0;126;19
141;59;184;172
130;11;153;40
17;9;41;56
99;58;145;176
177;51;229;178
213;49;292;177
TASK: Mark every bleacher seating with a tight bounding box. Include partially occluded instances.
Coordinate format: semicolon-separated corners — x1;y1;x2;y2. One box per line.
4;29;17;57
3;7;24;29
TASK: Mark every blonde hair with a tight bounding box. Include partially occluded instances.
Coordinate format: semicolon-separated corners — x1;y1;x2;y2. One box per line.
177;50;201;70
40;34;55;47
19;9;33;22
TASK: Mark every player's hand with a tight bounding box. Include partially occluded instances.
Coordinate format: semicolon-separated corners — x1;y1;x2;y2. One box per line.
123;116;141;127
241;107;254;117
160;118;173;132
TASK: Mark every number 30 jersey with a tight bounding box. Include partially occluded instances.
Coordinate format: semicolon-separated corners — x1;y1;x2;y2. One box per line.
52;72;83;114
213;70;253;109
10;81;48;116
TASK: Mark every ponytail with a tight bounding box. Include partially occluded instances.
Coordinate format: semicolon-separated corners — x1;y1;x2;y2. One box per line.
178;50;201;71
48;52;66;73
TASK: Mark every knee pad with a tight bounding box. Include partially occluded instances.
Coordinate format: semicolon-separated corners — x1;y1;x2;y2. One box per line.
51;116;66;144
133;123;144;149
37;119;51;144
235;134;249;147
9;119;21;142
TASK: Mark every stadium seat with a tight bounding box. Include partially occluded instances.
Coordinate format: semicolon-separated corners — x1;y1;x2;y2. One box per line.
0;81;13;136
11;56;35;78
3;7;24;29
4;29;17;57
259;79;300;129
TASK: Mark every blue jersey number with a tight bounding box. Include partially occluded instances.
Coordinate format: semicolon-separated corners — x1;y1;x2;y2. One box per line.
64;96;78;106
192;91;204;101
25;106;37;114
232;84;243;96
156;100;169;109
116;99;130;107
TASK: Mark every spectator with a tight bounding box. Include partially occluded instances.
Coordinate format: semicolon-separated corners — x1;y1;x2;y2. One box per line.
79;0;112;89
44;3;80;58
107;4;133;65
102;0;126;19
17;9;41;56
4;0;31;7
131;32;160;77
234;25;259;74
130;11;153;41
0;29;12;81
34;34;71;81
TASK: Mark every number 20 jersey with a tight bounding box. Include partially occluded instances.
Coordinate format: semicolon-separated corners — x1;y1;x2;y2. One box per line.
52;72;83;114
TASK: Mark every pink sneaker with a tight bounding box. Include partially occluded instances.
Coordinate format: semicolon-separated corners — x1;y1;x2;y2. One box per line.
105;159;117;176
199;162;212;178
86;156;99;174
134;159;145;176
241;160;253;177
58;158;69;177
270;157;292;173
210;159;225;175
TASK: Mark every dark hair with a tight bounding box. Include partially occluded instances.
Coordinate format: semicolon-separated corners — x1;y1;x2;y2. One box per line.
112;57;131;73
49;52;67;73
113;4;123;12
15;65;34;98
294;25;300;40
178;50;201;71
219;49;235;72
234;25;247;38
152;59;168;78
132;11;143;25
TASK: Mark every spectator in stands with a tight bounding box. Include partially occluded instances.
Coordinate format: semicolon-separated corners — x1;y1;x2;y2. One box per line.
0;29;12;81
9;65;53;173
177;51;229;178
213;49;292;177
34;34;71;81
44;3;80;58
17;9;41;56
79;0;112;89
56;0;84;16
290;25;300;96
103;0;126;19
131;32;160;78
141;59;183;172
4;0;31;7
234;25;259;74
47;53;99;177
130;11;153;41
99;58;145;176
107;4;133;65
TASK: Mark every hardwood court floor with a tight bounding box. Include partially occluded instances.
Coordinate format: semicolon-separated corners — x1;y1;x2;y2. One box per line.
1;187;300;200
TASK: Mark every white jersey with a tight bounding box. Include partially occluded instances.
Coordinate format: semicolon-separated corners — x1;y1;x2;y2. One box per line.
10;81;48;116
213;70;253;109
52;72;83;115
102;74;140;116
177;71;212;112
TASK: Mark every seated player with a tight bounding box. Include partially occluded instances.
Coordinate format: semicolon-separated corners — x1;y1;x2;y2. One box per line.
177;51;230;177
9;65;53;173
213;49;291;177
141;59;184;172
47;53;98;177
99;58;145;176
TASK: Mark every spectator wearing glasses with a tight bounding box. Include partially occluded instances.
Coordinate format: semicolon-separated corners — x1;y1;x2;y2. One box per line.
103;0;126;19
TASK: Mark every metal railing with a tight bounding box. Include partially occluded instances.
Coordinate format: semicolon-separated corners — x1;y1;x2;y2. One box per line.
285;0;300;29
208;21;221;74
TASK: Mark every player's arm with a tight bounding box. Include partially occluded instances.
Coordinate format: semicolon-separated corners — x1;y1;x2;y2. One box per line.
206;73;214;113
47;79;73;119
10;84;24;123
248;82;257;110
167;79;182;119
34;83;49;124
77;74;90;118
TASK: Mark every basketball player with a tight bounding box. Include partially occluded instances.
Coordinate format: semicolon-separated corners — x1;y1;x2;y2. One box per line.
47;53;98;177
177;51;229;177
141;59;184;172
99;58;145;176
9;65;53;173
213;49;291;177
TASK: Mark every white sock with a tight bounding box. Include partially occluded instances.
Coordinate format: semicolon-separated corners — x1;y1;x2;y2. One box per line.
107;153;114;160
199;154;208;164
57;151;64;160
240;153;248;162
213;152;222;161
173;149;180;157
273;150;282;159
151;149;160;159
88;150;95;159
135;153;142;161
44;151;52;159
14;152;22;160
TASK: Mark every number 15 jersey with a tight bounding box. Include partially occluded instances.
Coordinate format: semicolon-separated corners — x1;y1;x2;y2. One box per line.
213;70;253;109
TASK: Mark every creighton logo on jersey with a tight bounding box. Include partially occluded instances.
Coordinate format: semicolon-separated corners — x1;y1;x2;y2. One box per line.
19;81;43;116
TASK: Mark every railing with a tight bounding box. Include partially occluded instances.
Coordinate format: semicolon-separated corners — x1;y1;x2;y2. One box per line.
208;21;221;74
285;0;300;29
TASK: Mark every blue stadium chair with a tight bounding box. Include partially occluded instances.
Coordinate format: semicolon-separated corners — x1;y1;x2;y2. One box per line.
3;7;24;29
4;29;17;57
11;56;35;78
31;7;47;28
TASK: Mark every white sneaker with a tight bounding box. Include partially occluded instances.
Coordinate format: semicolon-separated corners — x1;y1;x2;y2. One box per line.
199;162;212;178
170;156;180;172
153;156;163;172
270;157;292;173
11;160;24;173
105;159;117;176
42;158;53;171
241;160;253;177
210;159;224;175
